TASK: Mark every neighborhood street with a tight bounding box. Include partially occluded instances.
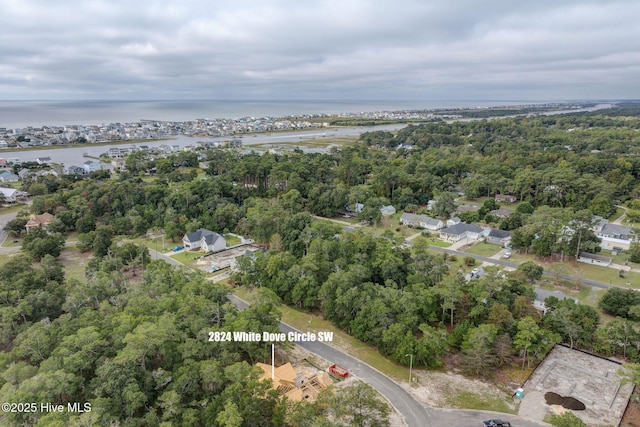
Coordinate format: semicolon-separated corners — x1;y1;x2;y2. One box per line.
228;294;548;427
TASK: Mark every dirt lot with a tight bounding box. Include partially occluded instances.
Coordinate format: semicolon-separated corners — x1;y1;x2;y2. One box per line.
520;344;634;426
195;244;261;272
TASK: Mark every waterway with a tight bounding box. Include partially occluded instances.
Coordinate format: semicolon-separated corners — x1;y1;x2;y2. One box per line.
0;102;615;167
0;124;407;167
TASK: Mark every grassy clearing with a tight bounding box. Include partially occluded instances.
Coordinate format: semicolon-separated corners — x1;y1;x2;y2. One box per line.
445;391;517;414
567;262;640;288
465;241;501;257
0;252;20;266
58;247;91;281
329;215;361;225
507;252;640;288
1;238;21;248
0;204;28;214
170;250;204;266
129;234;175;253
224;235;242;246
424;237;452;248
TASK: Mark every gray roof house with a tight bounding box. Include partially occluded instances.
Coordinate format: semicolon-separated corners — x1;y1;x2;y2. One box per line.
183;229;227;252
65;165;86;175
534;288;578;313
487;229;513;246
439;223;483;242
597;223;637;250
36;157;52;165
400;212;443;230
380;205;396;216
577;252;612;267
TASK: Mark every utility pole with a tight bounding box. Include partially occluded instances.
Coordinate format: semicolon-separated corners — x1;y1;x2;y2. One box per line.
405;353;413;384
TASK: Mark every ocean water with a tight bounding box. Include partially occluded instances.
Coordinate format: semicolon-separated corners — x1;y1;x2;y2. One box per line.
0;99;540;129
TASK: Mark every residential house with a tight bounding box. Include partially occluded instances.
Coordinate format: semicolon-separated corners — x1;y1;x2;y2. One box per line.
0;171;19;183
446;217;461;227
399;212;444;230
255;362;333;402
0;187;26;203
17;169;31;180
111;158;126;170
487;229;513;246
36;157;52;165
182;228;227;252
345;203;364;214
490;208;515;219
495;194;517;203
597;223;637;250
380;205;396;216
65;165;86;175
25;213;54;233
534;288;577;313
83;160;102;173
577;252;612;267
592;215;608;233
439;223;483;242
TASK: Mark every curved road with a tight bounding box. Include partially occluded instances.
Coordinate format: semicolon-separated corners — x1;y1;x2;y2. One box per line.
228;294;547;427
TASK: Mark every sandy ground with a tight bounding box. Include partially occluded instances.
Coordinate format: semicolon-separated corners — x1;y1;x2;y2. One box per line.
406;369;517;410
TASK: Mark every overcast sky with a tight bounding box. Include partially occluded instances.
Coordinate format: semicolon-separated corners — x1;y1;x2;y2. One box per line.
1;0;638;101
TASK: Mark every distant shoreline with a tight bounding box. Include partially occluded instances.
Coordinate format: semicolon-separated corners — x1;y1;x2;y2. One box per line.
0;138;173;154
0;102;616;162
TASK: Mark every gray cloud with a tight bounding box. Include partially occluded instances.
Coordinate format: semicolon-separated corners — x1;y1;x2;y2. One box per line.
0;0;638;100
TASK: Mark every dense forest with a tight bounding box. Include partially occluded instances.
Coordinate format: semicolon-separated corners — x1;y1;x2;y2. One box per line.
3;105;640;425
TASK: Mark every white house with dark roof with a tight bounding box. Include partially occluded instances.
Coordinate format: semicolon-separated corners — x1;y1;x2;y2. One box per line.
597;223;637;250
399;212;443;230
577;252;612;267
183;228;227;252
36;156;52;165
495;194;517;203
439;223;483;242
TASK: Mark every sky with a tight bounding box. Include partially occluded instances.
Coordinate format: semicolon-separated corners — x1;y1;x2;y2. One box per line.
1;0;639;101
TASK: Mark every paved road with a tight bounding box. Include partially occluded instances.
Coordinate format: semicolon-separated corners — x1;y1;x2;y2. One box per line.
0;209;20;249
228;294;547;427
426;245;610;290
148;248;187;267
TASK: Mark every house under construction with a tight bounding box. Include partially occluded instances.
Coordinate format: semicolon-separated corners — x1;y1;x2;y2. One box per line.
256;362;334;401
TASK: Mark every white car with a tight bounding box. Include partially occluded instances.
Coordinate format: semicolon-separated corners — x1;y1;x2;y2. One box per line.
502;251;512;259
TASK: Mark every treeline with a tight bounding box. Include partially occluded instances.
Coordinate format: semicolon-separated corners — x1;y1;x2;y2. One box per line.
231;213;614;372
7;106;640;384
0;252;298;426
